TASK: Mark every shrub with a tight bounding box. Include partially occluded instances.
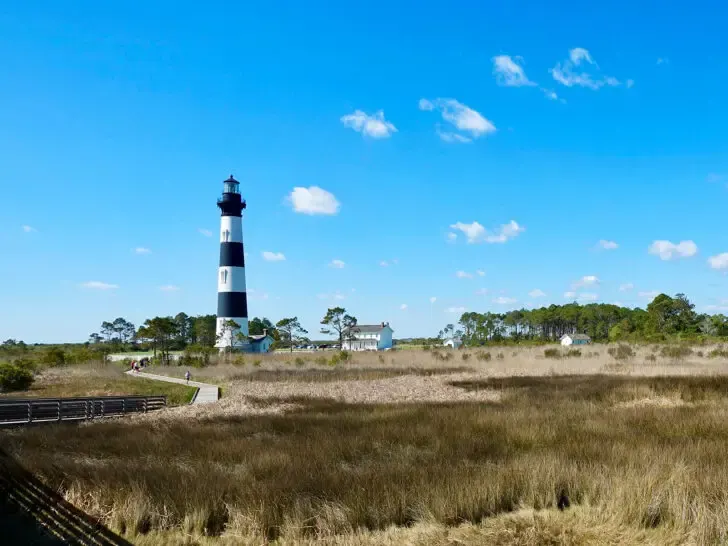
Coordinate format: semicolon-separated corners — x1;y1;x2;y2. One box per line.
13;357;38;373
339;350;351;362
645;354;657;363
232;355;246;367
295;357;306;367
475;351;492;362
0;362;34;392
253;360;262;368
566;349;582;358
660;345;693;361
607;344;635;360
378;355;385;363
697;351;704;358
544;348;561;359
316;356;328;366
461;353;471;361
496;352;505;360
39;347;66;367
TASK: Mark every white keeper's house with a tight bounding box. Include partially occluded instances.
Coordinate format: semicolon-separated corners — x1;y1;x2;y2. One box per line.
560;333;592;346
342;322;394;351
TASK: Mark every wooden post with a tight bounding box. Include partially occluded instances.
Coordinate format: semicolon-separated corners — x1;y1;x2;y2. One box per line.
122;398;125;414
28;402;32;423
57;400;61;422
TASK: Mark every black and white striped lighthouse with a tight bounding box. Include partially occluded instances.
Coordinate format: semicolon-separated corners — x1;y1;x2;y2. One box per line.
215;175;249;349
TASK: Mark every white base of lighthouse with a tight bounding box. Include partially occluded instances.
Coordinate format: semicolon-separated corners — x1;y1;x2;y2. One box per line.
215;317;249;349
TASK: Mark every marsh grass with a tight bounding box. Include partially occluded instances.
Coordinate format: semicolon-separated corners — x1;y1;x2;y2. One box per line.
5;374;728;543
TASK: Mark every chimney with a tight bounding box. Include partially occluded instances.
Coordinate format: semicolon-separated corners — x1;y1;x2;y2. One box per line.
381;322;385;327
263;328;267;337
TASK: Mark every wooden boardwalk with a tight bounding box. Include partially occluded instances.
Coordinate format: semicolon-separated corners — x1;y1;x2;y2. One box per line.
125;371;219;404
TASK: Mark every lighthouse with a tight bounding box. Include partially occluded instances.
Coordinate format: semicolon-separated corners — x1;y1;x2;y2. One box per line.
215;175;249;349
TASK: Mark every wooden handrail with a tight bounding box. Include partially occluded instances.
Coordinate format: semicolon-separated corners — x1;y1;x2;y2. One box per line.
0;395;167;426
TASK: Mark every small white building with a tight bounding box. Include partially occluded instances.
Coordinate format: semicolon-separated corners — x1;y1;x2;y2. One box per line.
560;333;592;346
443;338;463;349
342;322;394;351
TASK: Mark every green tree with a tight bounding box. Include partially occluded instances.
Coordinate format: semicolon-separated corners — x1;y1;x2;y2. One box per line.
276;317;308;352
138;317;178;362
217;319;241;354
321;307;357;346
192;315;217;347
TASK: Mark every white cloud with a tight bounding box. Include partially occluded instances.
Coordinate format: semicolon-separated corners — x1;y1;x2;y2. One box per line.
380;260;389;267
400;304;408;310
476;270;485;277
262;251;286;262
22;225;36;233
334;293;346;300
198;228;213;237
456;270;473;279
626;79;635;88
134;247;151;255
340;110;397;139
564;291;576;299
578;292;599;302
657;57;669;65
81;281;118;290
492;55;535;87
638;290;660;299
572;275;600;288
449;220;524;244
436;130;472;143
598;240;618;250
475;288;489;296
288;186;340;215
446;232;457;243
493;296;517;305
420;98;495;141
541;88;566;103
708;253;728;270
160;285;180;292
550;48;625;90
429;296;437;303
329;259;345;269
529;289;546;298
648;240;698;261
619;283;634;292
446;306;467;314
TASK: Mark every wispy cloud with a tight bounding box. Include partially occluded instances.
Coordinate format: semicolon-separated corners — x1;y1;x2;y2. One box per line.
493;296;517;305
564;291;576;299
429;296;437;304
419;98;495;142
708;253;728;270
449;220;524;244
551;48;626;90
81;281;118;290
134;247;151;255
455;271;473;279
198;228;213;237
380;261;389;267
476;270;485;277
492;55;535;87
648;240;698;260
319;290;346;301
638;290;660;299
598;240;618;250
329;259;345;269
578;292;599;302
572;275;600;289
288;186;340;215
22;225;37;233
446;306;467;314
619;283;634;292
400;304;408;310
446;232;458;243
160;285;180;292
656;57;669;65
475;288;489;296
529;289;546;298
340;110;397;139
262;251;286;262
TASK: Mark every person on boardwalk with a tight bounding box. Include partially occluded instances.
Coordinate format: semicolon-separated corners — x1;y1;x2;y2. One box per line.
185;370;191;384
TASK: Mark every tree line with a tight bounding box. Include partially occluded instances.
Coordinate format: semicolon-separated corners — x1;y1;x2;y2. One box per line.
444;293;728;345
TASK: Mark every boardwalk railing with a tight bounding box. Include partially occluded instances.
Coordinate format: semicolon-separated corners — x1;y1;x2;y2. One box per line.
0;395;167;426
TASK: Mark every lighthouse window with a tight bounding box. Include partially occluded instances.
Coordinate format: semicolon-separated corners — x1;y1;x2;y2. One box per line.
222;229;230;242
220;270;228;284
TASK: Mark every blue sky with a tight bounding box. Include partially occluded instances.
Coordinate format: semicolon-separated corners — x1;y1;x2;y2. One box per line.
2;1;728;343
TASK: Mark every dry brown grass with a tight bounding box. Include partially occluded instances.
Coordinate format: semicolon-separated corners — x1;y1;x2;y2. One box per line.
5;364;728;544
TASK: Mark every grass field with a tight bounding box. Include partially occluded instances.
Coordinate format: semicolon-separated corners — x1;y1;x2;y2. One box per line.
0;363;197;406
4;345;728;544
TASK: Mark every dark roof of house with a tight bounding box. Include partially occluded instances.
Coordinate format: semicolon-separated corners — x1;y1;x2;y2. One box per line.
567;334;591;340
346;324;392;334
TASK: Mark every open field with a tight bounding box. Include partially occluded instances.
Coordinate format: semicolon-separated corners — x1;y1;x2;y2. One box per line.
0;363;197;406
4;346;728;544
